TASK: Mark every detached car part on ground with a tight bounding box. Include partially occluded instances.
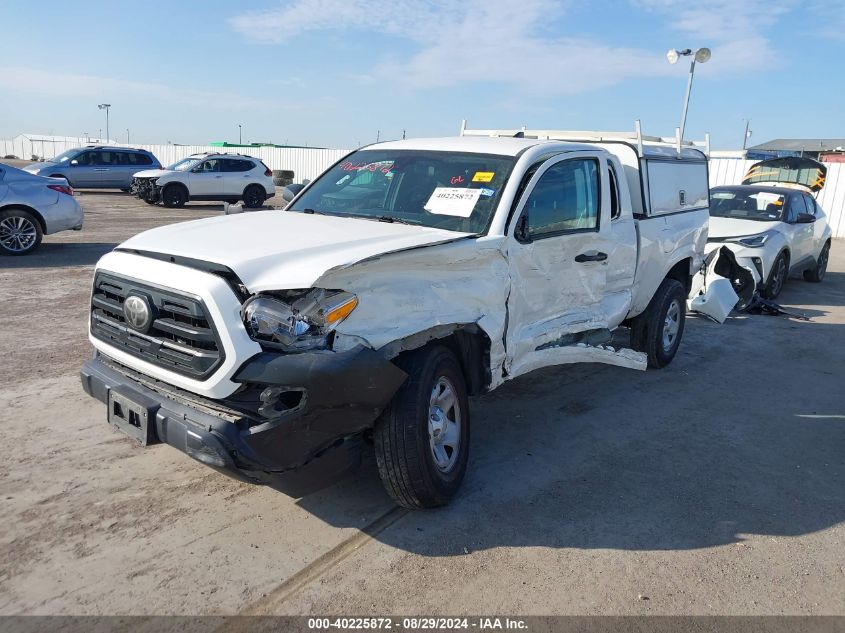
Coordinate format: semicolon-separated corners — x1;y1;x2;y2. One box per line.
81;128;711;508
131;153;275;209
0;163;83;255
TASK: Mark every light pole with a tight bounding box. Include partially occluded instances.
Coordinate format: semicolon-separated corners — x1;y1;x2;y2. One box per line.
238;124;242;144
666;48;710;142
742;119;752;150
98;104;111;143
126;128;130;145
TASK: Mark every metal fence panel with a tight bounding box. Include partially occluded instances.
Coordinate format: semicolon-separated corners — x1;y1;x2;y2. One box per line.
2;139;843;238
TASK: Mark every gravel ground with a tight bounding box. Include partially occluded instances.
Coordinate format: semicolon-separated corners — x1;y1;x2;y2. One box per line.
0;167;843;615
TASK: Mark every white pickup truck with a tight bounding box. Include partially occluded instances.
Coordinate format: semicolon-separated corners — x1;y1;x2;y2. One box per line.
80;124;710;508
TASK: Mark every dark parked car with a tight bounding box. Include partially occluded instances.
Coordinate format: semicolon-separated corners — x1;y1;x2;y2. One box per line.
23;146;162;191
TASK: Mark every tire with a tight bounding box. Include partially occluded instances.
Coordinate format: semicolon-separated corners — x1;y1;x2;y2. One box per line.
762;251;789;299
162;184;188;208
803;241;830;283
630;278;686;369
143;198;158;206
0;208;43;256
243;184;266;209
374;345;470;509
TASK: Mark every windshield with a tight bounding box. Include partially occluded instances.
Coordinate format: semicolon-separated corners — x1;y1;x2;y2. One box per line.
53;149;80;163
168;157;202;171
710;188;786;221
286;149;516;233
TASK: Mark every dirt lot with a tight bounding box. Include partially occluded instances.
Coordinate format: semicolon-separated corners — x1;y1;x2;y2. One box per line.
1;171;843;615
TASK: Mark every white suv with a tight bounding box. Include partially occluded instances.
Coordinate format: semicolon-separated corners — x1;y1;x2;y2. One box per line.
132;153;275;208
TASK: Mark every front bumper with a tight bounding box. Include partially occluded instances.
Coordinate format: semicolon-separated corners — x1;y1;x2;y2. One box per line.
81;347;406;493
705;241;764;285
131;177;161;202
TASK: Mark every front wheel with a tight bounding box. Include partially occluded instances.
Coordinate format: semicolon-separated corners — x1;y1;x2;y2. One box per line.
804;241;830;283
0;209;43;256
374;345;470;509
162;184;187;208
243;185;266;209
630;278;686;369
762;251;788;299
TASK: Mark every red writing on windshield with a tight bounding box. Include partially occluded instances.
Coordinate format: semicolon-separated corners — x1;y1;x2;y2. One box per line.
450;175;465;185
340;161;394;174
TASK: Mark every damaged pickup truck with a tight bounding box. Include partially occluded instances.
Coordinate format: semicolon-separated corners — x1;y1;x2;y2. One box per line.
80;124;709;508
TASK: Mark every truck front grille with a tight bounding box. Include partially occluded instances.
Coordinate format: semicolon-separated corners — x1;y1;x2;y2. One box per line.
90;272;224;379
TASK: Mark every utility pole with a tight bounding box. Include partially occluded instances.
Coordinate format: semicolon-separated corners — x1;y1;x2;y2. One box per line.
742;119;751;150
238;124;242;144
98;104;111;142
126;128;130;145
376;130;380;143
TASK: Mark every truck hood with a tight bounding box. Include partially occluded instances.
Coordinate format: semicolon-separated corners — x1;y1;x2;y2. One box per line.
117;211;472;292
707;216;779;239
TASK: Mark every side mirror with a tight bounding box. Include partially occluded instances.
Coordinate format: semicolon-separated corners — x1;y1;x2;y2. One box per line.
514;213;531;242
70;159;79;166
282;183;305;203
796;212;815;224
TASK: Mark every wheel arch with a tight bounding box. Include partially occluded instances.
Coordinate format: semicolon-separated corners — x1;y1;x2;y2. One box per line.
0;204;47;233
380;323;492;396
664;256;694;296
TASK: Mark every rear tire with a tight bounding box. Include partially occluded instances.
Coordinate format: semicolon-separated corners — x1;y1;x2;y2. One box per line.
162;184;187;208
762;251;788;299
803;241;830;283
243;184;265;209
374;345;470;509
630;278;686;369
0;209;43;256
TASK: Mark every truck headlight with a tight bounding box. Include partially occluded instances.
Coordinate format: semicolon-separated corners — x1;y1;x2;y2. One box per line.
241;289;358;352
736;231;775;248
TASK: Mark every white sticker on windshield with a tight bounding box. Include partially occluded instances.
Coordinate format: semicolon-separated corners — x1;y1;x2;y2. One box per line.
424;187;482;217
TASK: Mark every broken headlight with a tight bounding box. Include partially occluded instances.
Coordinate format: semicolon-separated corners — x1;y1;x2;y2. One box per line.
736;231;775;248
241;289;358;352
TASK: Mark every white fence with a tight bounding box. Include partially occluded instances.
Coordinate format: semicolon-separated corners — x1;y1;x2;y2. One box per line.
3;137;843;237
1;137;352;183
709;158;845;239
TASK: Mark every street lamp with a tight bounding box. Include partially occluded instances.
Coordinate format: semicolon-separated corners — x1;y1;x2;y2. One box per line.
666;47;710;142
98;104;111;143
238;124;242;144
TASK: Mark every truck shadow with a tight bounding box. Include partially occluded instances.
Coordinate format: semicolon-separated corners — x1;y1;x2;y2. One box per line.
294;279;845;554
0;242;117;268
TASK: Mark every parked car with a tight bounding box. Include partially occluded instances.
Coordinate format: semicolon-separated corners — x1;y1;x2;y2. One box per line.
22;146;162;191
131;153;275;208
0;163;83;255
707;157;832;299
80;127;709;508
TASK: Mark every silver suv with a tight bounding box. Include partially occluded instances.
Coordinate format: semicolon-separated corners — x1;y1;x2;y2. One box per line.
131;153;276;208
23;147;162;191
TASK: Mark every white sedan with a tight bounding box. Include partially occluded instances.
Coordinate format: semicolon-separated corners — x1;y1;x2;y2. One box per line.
0;163;83;255
707;184;832;299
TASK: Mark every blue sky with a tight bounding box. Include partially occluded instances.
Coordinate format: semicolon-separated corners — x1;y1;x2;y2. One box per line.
0;0;842;150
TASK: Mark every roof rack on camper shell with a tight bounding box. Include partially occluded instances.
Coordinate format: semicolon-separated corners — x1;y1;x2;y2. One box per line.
458;119;710;158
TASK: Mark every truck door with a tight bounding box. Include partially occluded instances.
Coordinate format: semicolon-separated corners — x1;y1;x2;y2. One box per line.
505;152;637;377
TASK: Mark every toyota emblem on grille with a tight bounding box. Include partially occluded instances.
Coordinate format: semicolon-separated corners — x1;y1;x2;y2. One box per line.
123;295;152;332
